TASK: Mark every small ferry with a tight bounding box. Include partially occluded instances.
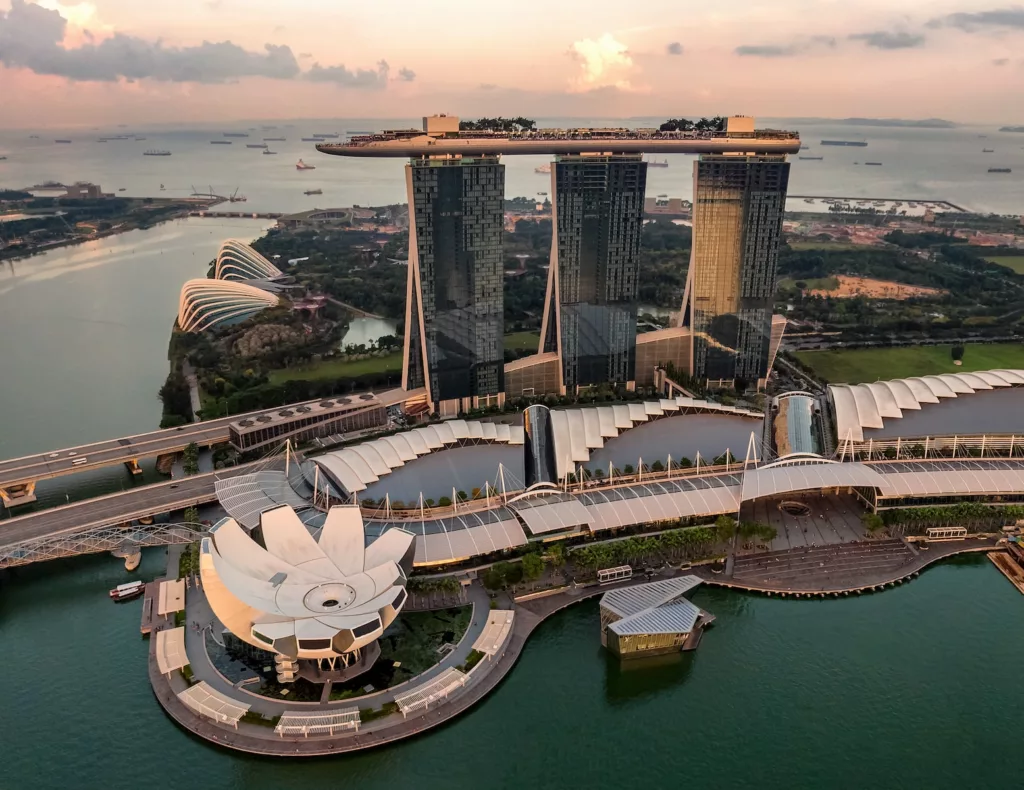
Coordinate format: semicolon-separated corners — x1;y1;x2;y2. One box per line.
982;148;994;153
210;140;232;145
144;150;171;156
304;188;323;195
110;580;145;601
55;139;72;144
296;159;316;170
263;149;278;155
988;168;1012;174
118;188;126;192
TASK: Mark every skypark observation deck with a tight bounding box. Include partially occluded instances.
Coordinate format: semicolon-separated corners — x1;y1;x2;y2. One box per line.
316;122;801;158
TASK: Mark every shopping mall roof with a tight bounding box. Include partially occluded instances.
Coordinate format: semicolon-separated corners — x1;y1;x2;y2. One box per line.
741;461;893;500
873;459;1024;499
507;493;593;536
366;507;528;566
829;370;1024;443
578;474;743;531
547;398;761;480
311;420;524;495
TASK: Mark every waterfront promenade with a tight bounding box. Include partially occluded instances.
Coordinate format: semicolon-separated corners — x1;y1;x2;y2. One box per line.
150;535;999;756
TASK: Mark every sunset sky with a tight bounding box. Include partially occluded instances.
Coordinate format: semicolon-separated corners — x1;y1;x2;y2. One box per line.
2;0;1024;127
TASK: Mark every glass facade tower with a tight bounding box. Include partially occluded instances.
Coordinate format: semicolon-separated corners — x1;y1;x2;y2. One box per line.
541;154;647;392
689;154;790;387
403;156;505;407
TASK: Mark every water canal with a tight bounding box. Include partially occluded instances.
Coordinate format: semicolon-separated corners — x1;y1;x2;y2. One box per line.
0;551;1020;789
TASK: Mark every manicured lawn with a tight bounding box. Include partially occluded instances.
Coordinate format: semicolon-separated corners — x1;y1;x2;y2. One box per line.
794;343;1024;384
984;255;1024;275
267;352;402;384
504;331;540;351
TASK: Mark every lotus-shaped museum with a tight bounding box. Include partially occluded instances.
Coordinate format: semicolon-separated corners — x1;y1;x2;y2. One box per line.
200;504;415;662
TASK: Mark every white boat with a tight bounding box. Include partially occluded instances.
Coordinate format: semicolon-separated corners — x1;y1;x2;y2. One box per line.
110;580;145;601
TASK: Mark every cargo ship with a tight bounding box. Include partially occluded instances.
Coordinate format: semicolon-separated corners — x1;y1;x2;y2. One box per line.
223;132;249;138
264;137;286;141
865;162;883;166
263;149;278;155
55;139;72;144
296;159;316;170
799;156;824;161
246;143;268;149
144;150;171;156
210;140;232;145
313;133;339;139
988;167;1012;173
982;148;995;153
820;140;867;147
304;188;323;195
301;137;320;142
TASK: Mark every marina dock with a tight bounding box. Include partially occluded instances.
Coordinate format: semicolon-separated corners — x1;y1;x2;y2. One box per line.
988;541;1024;595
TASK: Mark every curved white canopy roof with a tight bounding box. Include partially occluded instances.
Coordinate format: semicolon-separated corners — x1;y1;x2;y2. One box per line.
548;398;761;480
200;505;414;659
177;278;279;333
311;420;524;494
829;370;1024;442
215;239;283;281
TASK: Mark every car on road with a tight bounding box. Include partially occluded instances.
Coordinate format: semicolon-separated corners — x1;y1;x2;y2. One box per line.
169;484;179;490
68;451;77;456
48;452;59;458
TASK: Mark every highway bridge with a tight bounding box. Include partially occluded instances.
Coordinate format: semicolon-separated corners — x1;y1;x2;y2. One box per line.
0;416;240;508
0;466;249;569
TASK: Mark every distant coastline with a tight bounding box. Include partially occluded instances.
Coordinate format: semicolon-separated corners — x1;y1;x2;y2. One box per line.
999;126;1024;133
837;118;957;129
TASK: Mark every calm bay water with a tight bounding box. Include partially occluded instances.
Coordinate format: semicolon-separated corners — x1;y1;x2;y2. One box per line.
0;552;1021;790
2;118;1023;214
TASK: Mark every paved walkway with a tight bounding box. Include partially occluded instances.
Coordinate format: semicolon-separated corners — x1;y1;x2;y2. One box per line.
180;578;490;717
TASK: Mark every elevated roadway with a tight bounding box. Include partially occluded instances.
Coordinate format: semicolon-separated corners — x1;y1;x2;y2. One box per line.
0;466;248;552
0;417;238;507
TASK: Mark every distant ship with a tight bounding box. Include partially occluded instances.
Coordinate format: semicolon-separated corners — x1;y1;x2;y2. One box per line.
799;156;824;161
304;188;323;195
159;184;166;190
982;148;994;153
264;137;286;141
135;137;146;141
29;134;40;139
864;162;883;166
820;140;867;147
296;159;316;170
210;140;232;145
535;163;551;174
54;139;72;144
246;143;268;149
301;137;320;142
800;145;810;150
110;581;145;602
313;133;339;139
644;158;669;168
118;188;126;192
263;149;278;155
988;167;1012;173
144;150;171;156
0;155;6;161
223;132;249;138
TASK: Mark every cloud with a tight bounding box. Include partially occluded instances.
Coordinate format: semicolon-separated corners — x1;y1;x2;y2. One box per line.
735;44;800;57
932;8;1024;31
305;59;390;88
735;36;835;57
479;82;498;90
0;0;411;88
666;41;683;55
569;33;635;90
849;31;926;49
397;66;415;82
993;56;1009;64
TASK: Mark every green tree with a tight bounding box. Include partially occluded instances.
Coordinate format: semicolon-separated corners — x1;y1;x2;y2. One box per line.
951;343;965;362
183;505;200;524
521;553;544;582
715;515;737;543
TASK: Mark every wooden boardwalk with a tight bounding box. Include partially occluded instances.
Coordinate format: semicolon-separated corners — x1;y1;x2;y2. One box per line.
988;551;1024;594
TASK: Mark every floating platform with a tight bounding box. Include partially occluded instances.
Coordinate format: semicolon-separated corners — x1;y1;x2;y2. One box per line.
989;551;1024;595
